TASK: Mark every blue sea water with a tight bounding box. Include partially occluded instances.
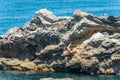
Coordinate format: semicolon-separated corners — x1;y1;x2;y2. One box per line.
1;0;120;34
0;0;120;80
0;71;120;80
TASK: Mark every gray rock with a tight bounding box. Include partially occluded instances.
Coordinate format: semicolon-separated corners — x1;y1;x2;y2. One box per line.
0;62;5;69
87;32;105;48
0;35;3;39
36;9;58;23
102;39;117;50
0;9;120;75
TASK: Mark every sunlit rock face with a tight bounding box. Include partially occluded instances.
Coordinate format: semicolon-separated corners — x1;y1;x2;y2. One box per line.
0;9;120;75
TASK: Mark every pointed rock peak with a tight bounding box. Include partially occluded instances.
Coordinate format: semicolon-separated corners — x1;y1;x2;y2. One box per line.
73;9;83;16
99;14;109;19
73;9;90;17
35;9;58;23
35;9;53;15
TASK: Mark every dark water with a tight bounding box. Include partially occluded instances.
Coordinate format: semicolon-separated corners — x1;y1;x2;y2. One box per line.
1;0;120;34
0;71;120;80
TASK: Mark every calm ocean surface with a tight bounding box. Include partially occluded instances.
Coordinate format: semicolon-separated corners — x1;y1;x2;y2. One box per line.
0;71;120;80
0;0;120;80
1;0;120;34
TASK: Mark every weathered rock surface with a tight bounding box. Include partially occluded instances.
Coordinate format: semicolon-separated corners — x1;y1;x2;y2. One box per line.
0;9;120;75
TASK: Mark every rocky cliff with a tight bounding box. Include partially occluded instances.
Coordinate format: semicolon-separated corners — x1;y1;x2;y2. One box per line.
0;9;120;75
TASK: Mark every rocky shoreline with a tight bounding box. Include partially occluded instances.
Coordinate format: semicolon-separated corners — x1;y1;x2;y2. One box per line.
0;9;120;75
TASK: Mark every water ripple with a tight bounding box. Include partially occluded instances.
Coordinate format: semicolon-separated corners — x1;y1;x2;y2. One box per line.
0;0;120;34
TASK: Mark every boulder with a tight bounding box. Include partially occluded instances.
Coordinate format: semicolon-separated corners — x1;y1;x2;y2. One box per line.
35;9;58;23
87;32;105;48
0;9;120;75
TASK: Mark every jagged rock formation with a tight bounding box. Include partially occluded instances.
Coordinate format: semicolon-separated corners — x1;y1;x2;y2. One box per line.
0;9;120;75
